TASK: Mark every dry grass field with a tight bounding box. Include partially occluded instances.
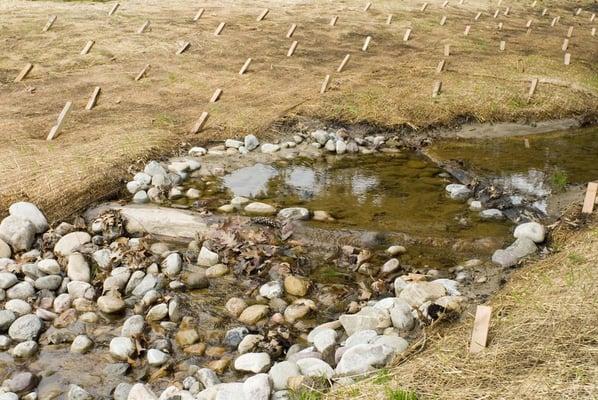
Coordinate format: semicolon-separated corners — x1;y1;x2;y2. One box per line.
0;0;597;221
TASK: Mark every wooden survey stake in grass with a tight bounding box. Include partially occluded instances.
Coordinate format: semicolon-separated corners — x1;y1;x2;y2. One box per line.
14;63;33;83
210;88;222;103
137;20;150;34
444;43;450;56
581;182;598;214
80;40;94;55
362;36;372;51
176;42;190;54
330;16;338;26
320;74;331;94
108;2;119;16
564;53;570;65
47;101;73;141
286;23;297;38
337;54;350;72
403;28;412;41
363;2;372;11
436;59;445;73
43;15;57;32
527;78;538;101
135;64;150;81
499;40;506;51
287;41;298;56
86;87;101;110
432;80;442;97
214;22;225;36
193;8;204;22
239;58;252;75
190;112;209;134
256;9;269;22
470;305;492;353
386;14;393;24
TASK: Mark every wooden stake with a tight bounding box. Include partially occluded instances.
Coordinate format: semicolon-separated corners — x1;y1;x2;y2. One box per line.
442;0;449;7
499;40;506;51
137;20;150;34
108;2;120;16
362;36;372;51
469;305;492;353
575;7;582;16
564;52;571;65
591;13;596;22
42;15;57;32
286;23;297;38
287;40;298;57
135;64;150;81
566;26;573;37
256;8;269;22
541;8;548;16
436;59;445;73
464;25;471;35
193;8;204;22
14;63;33;83
497;0;502;5
592;27;596;37
550;17;558;26
582;182;598;214
47;101;73;141
421;3;428;12
209;88;222;103
504;6;510;16
337;54;351;72
80;40;94;55
432;80;442;97
176;41;190;54
498;22;503;30
330;16;338;26
440;15;447;26
444;43;450;56
474;12;482;21
526;19;532;28
561;38;569;51
403;28;412;41
524;138;530;148
86;86;101;110
239;58;252;75
320;74;331;94
363;2;372;12
459;0;464;5
531;0;537;7
190;112;209;134
386;14;393;24
214;22;225;36
527;78;538;102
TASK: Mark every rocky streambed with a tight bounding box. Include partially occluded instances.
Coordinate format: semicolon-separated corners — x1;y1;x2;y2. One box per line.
0;124;595;400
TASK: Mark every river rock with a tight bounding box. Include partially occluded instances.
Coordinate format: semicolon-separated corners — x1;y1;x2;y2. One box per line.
110;336;135;360
146;303;168;321
491;237;537;267
128;383;158;400
388;301;415;331
0;239;11;258
196;383;243;400
244;135;260;151
284;275;309;297
238;334;263;354
312;328;337;353
7;282;34;300
245;202;276;215
296;358;334;379
9;202;48;233
54;232;91;256
70;334;93;353
381;258;400;274
67;253;91;283
335;343;393;376
98;294;125;313
147;348;169;367
224;326;249;348
480;208;505;220
268;361;301;390
8;314;42;341
339;306;391;336
225;297;247;317
132;273;156;297
386;245;406;256
67;385;92;400
162;253;182;277
238;304;269;325
12;340;38;357
514;222;545;243
0;272;18;289
277;208;309;221
0;216;36;251
6;371;37;394
311;130;329;145
122;315;144;337
67;281;94;299
398;282;446;307
445;184;472;201
5;299;31;316
196;368;221;388
312;210;334;221
261;143;280;154
205;263;229;277
259;281;283;299
197;247;219;267
242;373;271;400
374;335;409;353
234;352;271;373
0;310;16;331
283;300;314;324
37;259;61;275
34;275;62;291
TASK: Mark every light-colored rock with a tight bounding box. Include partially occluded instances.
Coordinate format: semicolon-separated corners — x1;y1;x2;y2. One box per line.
98;294;125;314
480;208;504;220
205;264;229;278
70;335;93;353
296;357;334;379
0;216;36;251
225;297;248;317
146;303;168;321
386;245;406;256
311;130;329;145
514;222;546;243
335;343;393;376
132;274;157;297
344;329;378;348
110;336;136;360
245;202;276;215
8;314;43;341
8;202;48;234
491;238;537;267
234;352;271;373
269;361;301;390
162;253;182;277
284;275;309;297
54;231;91;256
389;301;415;331
277;208;309;221
122;315;145;337
0;239;11;258
67;384;92;400
244;135;260;151
259;281;283;299
312;210;334;221
197;247;219;267
189;147;207;156
432;279;461;296
147;348;169;367
34;275;62;290
11;340;38;358
5;299;31;316
261;143;280;154
469;200;483;211
238;305;269;325
6;282;34;300
445;184;472;201
127;383;158;400
237;334;263;354
37;259;61;275
312;328;337;353
242;373;271;400
67;253;91;283
0;310;16;331
339;307;391;336
381;258;400;274
0;272;18;289
398;282;446;307
225;139;244;149
373;335;408;353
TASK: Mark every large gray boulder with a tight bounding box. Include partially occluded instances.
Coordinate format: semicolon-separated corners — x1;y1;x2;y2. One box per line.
339;306;391;336
8;314;43;341
54;232;91;257
513;222;546;243
0;216;36;251
335;343;393;376
9;202;48;233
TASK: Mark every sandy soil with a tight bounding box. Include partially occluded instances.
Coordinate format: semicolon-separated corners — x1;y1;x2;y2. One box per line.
0;0;597;221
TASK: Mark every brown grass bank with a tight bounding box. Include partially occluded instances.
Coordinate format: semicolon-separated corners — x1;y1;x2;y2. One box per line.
1;0;597;221
329;212;598;400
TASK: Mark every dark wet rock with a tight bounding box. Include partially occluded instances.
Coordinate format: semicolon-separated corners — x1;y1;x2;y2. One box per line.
224;326;249;349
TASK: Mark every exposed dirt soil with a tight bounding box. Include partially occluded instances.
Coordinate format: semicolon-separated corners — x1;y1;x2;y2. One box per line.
1;0;597;221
